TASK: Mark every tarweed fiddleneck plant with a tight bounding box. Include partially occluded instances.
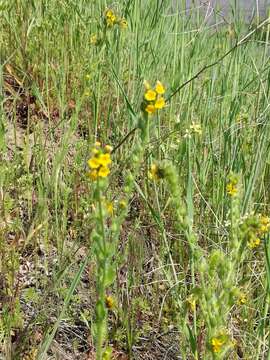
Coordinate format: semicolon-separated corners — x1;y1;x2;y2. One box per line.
104;8;127;29
89;7;127;49
86;142;114;359
148;160;270;357
87;81;166;358
199;175;269;357
194;176;244;357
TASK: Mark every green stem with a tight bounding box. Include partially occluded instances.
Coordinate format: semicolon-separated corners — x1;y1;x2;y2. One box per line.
95;181;107;359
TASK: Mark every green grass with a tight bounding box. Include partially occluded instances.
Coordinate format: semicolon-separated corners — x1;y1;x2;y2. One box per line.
1;1;270;359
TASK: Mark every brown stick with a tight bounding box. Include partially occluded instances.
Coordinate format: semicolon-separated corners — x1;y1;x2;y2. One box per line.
112;16;270;153
166;16;270;101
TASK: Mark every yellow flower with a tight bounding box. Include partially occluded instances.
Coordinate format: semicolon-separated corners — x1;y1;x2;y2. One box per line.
211;337;224;353
105;9;115;19
87;143;112;180
141;80;166;116
23;348;38;360
98;166;110;178
119;18;128;29
144;89;157;101
106;17;115;26
149;164;165;180
105;295;115;309
98;153;111;167
259;215;270;234
143;80;151;90
186;294;196;311
91;147;99;155
88;157;100;169
90;34;97;45
119;200;127;209
237;292;247;305
145;104;155;114
104;145;113;153
88;151;111;169
106;202;114;215
105;9;114;17
149;164;158;180
248;237;260;249
88;170;98;180
155;81;165;94
226;182;238;197
155;97;165;109
105;9;117;26
190;121;202;135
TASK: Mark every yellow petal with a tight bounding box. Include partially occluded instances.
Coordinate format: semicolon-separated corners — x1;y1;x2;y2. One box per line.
105;9;114;18
105;296;115;309
145;104;155;114
155;97;165;109
143;80;151;90
106;202;114;215
88;157;100;169
119;18;128;29
144;89;157;101
98;153;111;166
119;200;127;209
104;145;113;153
88;170;98;180
91;148;99;155
98;166;110;177
155;81;165;94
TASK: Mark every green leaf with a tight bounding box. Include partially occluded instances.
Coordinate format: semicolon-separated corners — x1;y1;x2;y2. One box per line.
96;300;106;320
186;324;197;355
23;287;39;304
104;264;116;287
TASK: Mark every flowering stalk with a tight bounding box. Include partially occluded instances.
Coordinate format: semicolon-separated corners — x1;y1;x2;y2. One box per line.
94;181;108;359
86;81;167;357
194;180;242;357
87;142;114;358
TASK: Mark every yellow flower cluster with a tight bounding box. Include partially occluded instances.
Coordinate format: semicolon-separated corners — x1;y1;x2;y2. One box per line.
210;330;231;354
240;213;270;249
259;215;270;234
87;142;112;180
226;176;239;197
143;80;166;115
186;294;196;311
248;214;270;249
149;163;166;181
184;121;202;138
119;199;127;209
106;201;114;215
105;295;115;309
105;9;128;29
22;348;38;360
248;237;261;249
105;9;116;26
90;34;98;45
211;337;224;353
226;182;238;197
237;292;247;305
